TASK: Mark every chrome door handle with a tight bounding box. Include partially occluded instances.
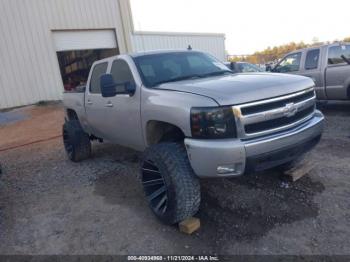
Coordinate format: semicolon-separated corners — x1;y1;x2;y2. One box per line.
105;102;113;107
87;100;93;105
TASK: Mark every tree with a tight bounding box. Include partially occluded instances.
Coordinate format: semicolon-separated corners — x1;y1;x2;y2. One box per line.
229;42;309;64
228;37;350;64
344;37;350;42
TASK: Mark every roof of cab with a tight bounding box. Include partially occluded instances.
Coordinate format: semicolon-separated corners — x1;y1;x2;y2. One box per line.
288;42;350;54
91;49;204;66
91;50;201;66
129;49;202;58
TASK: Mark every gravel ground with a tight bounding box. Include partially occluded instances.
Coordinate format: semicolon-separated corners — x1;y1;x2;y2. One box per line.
0;102;349;255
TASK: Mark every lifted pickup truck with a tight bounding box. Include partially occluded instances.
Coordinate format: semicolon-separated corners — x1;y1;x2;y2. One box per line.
271;42;350;100
63;50;324;224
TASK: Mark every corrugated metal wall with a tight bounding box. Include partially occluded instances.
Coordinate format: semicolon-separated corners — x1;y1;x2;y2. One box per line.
0;0;226;109
0;0;127;109
131;32;226;61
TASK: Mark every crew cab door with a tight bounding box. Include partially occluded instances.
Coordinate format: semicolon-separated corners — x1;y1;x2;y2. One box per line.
324;44;350;99
101;58;144;150
299;49;326;99
85;61;110;139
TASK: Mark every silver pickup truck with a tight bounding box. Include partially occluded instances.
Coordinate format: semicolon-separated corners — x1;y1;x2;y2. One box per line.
63;50;324;224
271;42;350;100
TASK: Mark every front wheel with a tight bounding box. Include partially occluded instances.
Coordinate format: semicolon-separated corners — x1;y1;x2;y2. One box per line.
141;143;200;225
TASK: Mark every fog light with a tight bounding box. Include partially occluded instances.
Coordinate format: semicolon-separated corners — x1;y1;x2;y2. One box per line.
217;165;236;174
217;163;243;176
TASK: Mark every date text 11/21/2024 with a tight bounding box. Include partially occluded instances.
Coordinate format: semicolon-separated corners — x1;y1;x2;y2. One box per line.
127;255;219;261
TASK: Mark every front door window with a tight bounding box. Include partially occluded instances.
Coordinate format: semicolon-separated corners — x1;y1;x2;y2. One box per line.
275;52;302;73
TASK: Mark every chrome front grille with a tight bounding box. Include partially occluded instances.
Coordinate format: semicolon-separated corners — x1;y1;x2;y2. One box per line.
232;88;316;138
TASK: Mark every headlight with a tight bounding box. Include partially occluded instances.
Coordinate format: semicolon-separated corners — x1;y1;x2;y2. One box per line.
190;106;237;139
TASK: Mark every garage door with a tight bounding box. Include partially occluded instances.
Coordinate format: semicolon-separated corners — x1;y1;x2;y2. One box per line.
52;29;118;52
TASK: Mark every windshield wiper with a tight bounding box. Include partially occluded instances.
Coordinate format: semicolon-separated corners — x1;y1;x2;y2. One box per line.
199;70;234;78
341;55;350;65
153;74;202;86
152;70;233;87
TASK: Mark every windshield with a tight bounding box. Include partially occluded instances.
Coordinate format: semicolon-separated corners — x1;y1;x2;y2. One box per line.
132;51;232;87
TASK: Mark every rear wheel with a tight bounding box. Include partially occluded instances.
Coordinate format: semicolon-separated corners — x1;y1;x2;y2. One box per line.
63;120;91;162
141;143;200;225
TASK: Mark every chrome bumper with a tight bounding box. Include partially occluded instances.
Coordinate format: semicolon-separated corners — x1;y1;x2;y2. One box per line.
184;111;324;178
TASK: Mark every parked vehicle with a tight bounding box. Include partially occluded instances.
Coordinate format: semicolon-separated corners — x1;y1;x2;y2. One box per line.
224;61;264;73
63;50;324;224
270;43;350;100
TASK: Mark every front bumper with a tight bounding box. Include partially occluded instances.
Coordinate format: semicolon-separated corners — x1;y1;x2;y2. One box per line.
184;110;324;178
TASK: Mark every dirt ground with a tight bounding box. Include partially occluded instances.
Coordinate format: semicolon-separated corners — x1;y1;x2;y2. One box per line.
0;102;349;255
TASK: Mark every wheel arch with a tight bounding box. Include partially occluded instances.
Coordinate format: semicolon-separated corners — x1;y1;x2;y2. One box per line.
145;120;186;146
65;108;79;121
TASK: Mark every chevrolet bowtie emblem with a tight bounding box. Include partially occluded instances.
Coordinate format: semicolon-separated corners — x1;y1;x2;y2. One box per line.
283;102;297;117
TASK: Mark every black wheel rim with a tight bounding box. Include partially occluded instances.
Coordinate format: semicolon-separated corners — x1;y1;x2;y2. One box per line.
63;129;73;159
142;160;168;215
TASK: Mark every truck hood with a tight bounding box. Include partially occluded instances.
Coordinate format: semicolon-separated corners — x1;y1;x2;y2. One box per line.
155;73;314;105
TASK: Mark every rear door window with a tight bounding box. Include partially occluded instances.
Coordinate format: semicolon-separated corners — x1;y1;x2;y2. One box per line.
89;62;108;93
328;45;350;65
305;49;320;70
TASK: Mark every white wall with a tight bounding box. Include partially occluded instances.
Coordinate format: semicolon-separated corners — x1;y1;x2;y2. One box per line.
0;0;128;109
0;0;226;109
131;31;226;61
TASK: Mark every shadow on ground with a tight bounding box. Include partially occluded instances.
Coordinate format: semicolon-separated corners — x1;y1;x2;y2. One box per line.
91;143;325;246
199;173;325;244
317;101;350;116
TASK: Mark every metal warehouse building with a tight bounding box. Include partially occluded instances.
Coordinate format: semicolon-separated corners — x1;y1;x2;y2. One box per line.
0;0;226;109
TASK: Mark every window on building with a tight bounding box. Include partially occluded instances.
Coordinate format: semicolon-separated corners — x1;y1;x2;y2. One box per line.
328;45;350;65
89;62;108;94
305;49;320;70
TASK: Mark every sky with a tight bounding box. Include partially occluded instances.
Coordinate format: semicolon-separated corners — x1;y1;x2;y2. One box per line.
130;0;350;55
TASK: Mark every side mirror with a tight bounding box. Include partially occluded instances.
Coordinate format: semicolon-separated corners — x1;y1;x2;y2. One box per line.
124;81;136;95
100;74;117;98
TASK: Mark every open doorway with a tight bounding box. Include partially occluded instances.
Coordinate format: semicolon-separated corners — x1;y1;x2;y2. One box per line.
57;48;118;92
